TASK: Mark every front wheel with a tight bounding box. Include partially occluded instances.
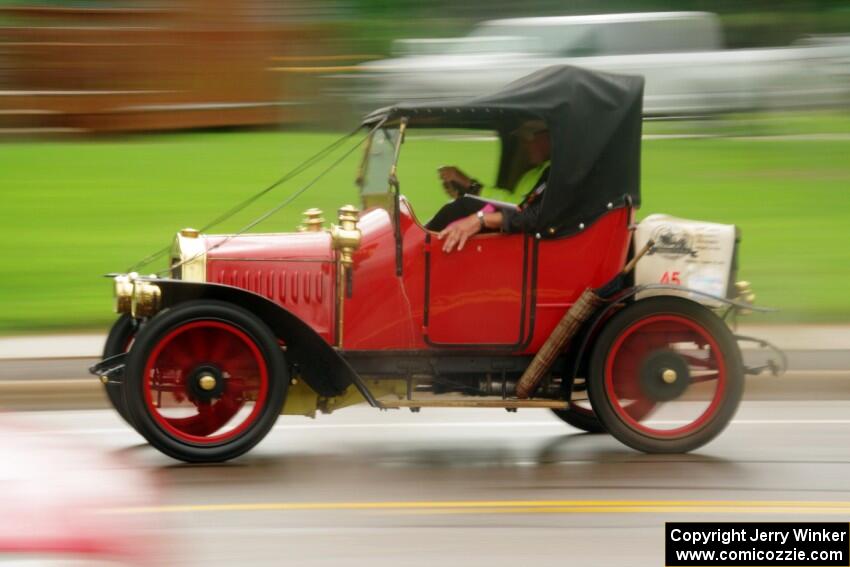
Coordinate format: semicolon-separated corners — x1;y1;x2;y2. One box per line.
588;296;744;454
102;314;138;425
550;402;606;433
551;397;656;434
123;300;288;463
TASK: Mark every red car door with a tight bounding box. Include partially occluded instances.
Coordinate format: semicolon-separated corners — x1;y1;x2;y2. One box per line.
424;232;531;347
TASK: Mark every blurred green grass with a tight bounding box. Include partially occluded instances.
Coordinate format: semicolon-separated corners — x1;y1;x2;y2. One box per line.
2;127;849;334
643;111;850;137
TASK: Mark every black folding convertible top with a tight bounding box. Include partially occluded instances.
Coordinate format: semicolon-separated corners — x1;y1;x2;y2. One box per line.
363;65;644;238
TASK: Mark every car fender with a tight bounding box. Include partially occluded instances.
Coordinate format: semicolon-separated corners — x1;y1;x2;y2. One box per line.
152;279;373;402
563;285;763;393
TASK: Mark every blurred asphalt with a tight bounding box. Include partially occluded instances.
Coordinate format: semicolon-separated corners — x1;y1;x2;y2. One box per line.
15;403;850;566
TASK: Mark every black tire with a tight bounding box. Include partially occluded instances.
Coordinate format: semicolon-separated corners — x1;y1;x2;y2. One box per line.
102;314;138;425
123;300;288;463
587;296;744;454
550;405;606;433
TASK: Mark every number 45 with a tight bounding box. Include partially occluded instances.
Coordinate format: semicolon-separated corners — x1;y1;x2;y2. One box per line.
660;271;681;285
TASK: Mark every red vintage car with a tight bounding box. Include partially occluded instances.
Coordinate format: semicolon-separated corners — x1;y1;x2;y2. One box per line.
91;66;781;463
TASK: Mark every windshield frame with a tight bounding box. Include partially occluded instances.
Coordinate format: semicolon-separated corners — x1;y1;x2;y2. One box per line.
358;124;404;212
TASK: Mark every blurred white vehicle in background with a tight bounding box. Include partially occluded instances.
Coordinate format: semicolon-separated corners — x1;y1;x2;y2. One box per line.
349;11;850;116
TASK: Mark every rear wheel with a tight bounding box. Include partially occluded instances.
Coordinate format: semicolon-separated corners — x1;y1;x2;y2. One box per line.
102;314;137;425
588;296;743;453
124;301;288;463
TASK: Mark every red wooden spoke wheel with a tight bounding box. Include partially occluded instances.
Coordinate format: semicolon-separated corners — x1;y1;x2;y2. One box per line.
124;301;288;463
588;296;743;454
143;320;269;444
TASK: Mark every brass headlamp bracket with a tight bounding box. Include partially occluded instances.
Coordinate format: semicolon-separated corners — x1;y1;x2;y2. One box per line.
329;205;362;347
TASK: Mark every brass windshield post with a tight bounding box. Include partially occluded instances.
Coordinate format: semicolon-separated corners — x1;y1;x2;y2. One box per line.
389;118;407;276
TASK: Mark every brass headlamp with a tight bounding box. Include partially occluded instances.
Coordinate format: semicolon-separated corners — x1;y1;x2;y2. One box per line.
113;273;135;314
131;279;162;318
113;272;162;318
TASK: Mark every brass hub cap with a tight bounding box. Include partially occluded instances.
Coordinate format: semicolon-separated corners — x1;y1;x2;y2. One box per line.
639;350;691;402
198;374;217;391
188;365;225;401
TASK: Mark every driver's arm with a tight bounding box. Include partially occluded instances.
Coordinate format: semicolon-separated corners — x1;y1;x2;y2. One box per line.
500;201;542;234
437;211;503;253
438;166;482;198
437;198;542;253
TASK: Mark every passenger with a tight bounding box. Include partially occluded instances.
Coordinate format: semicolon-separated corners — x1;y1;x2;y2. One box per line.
426;128;551;253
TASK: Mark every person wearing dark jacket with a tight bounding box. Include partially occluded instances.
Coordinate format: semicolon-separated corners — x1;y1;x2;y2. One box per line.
426;128;550;253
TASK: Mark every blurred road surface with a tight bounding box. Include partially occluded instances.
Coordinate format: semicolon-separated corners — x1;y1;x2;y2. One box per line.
15;402;850;566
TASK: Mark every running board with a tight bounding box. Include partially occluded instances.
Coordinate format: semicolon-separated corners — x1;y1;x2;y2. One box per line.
377;398;568;410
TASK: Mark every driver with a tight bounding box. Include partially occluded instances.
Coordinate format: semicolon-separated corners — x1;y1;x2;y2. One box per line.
425;127;551;253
